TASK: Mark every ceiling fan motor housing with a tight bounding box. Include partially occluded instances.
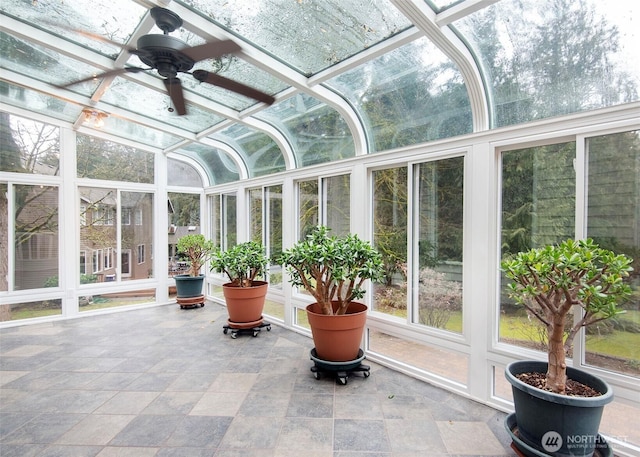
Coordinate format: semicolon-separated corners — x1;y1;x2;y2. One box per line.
136;34;195;78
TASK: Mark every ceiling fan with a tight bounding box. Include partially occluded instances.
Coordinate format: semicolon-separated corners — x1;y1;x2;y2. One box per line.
55;7;275;115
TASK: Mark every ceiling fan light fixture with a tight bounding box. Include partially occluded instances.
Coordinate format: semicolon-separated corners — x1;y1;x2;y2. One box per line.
82;108;109;128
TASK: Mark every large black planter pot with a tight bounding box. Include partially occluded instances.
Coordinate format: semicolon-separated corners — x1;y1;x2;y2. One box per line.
505;360;613;457
174;274;205;298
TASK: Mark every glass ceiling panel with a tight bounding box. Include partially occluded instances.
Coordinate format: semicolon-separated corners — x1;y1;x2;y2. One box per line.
0;0;146;58
0;31;102;98
167;158;204;187
209;125;285;178
175;144;240;185
100;77;225;133
0;81;83;124
98;116;183;150
454;0;640;128
177;0;413;75
256;94;355;167
326;36;472;152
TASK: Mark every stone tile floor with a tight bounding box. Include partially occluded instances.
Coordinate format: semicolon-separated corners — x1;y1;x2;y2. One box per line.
0;303;517;457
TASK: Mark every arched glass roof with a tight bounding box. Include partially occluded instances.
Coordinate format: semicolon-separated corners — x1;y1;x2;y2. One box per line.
1;0;638;183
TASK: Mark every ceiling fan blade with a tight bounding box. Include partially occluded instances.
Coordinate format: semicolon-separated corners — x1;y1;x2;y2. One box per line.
163;77;187;116
192;70;275;105
54;67;146;88
182;40;242;63
41;20;142;55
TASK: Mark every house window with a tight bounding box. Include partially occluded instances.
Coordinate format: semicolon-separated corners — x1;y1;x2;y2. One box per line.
103;247;112;270
137;244;145;264
80;251;86;274
135;208;143;225
92;250;101;272
122;208;131;225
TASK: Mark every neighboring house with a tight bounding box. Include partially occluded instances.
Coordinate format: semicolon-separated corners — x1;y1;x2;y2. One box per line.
167;225;200;276
79;188;153;282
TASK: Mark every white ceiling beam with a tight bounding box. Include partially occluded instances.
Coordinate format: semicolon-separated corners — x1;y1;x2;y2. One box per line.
436;0;501;26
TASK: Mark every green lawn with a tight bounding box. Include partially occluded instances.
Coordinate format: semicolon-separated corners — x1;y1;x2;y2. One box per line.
10;308;61;320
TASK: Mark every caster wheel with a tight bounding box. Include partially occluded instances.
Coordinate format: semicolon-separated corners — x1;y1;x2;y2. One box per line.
266;325;271;331
231;332;237;339
200;303;205;307
337;376;347;385
313;371;320;380
252;330;259;337
223;328;228;334
363;371;370;378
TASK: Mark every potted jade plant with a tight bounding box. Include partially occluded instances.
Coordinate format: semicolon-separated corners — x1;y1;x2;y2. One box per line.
174;234;214;307
501;238;633;457
279;225;385;362
211;240;269;325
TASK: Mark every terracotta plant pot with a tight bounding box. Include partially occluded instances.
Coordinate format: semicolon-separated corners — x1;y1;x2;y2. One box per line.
306;301;367;362
223;280;268;323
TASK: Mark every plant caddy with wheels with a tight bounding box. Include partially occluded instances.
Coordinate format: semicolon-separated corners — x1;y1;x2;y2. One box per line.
279;226;385;384
211;240;271;338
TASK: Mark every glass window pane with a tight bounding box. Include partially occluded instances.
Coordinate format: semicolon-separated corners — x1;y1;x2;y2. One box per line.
499;142;575;348
101;78;226;133
209;125;285;178
0;183;6;292
2;299;62;321
454;0;640;127
168;193;201;278
298;179;318;239
0;31;102;99
1;112;59;175
324;174;350;237
79;187;117;285
0;82;84;124
223;193;237;248
81;289;155;312
167;159;203;187
368;329;468;385
178;0;411;75
2;0;146;57
586;130;640;378
267;184;283;289
209;194;222;249
372;167;408;316
121;192;153;281
14;184;59;291
256;94;355;167
416;157;464;333
77;134;154;183
177;144;239;186
249;188;263;243
326;37;472;152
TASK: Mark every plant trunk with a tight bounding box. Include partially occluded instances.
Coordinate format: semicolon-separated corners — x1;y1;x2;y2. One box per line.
546;317;567;394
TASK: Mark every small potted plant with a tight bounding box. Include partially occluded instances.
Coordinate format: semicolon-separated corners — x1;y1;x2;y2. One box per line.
211;240;269;324
174;234;215;307
501;238;633;456
278;226;385;362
